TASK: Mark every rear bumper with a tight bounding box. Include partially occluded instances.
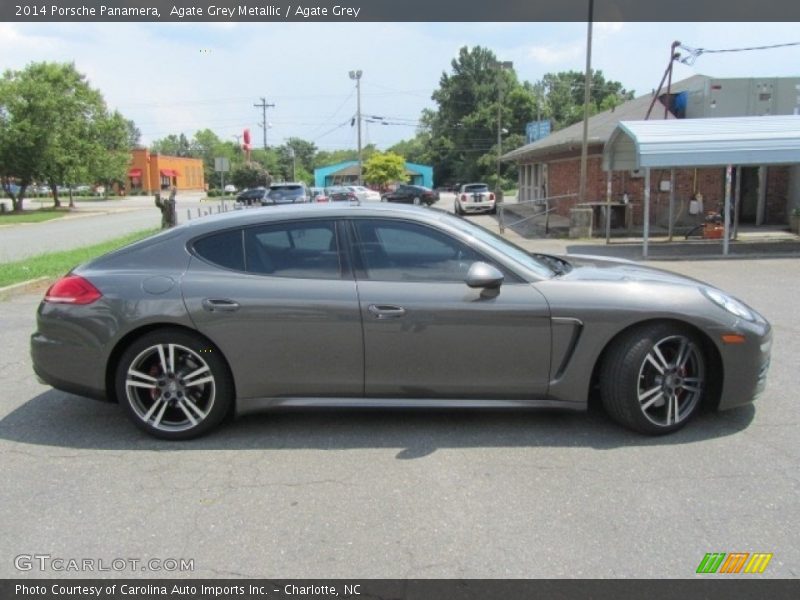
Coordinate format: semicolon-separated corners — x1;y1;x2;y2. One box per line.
31;331;107;401
458;200;496;213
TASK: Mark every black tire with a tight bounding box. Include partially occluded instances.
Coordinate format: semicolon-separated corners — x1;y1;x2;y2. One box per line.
115;328;233;440
600;323;706;435
489;204;497;215
454;201;463;215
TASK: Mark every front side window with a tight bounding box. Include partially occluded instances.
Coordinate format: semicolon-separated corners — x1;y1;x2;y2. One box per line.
244;220;341;279
352;219;485;282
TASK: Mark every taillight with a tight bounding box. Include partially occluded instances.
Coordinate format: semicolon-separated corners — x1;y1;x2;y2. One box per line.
489;193;495;201
44;275;102;305
461;194;467;201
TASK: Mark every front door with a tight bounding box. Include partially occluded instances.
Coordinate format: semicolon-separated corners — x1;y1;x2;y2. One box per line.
348;218;551;399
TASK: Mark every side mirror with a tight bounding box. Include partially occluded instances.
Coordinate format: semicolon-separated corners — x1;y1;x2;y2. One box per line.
465;262;504;289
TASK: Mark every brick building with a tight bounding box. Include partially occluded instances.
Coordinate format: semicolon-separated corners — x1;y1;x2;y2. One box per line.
502;75;799;229
127;148;205;194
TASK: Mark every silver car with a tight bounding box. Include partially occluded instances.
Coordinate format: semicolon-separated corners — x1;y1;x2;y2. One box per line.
31;204;771;439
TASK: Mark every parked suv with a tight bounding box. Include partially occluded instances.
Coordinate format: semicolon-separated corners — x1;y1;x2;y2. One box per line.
263;182;310;205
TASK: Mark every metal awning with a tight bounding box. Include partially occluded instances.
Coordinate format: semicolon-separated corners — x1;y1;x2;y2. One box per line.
128;168;142;177
160;168;179;177
604;115;800;171
602;116;800;257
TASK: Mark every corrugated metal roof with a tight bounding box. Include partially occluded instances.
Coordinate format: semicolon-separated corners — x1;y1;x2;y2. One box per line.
604;115;800;170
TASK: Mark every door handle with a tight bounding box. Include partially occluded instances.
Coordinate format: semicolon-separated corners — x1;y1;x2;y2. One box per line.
202;298;240;312
368;304;406;319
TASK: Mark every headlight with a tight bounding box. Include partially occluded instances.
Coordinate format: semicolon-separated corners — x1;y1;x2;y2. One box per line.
702;288;754;321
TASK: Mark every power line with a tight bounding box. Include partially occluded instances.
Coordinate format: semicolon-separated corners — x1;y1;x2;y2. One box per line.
678;41;800;65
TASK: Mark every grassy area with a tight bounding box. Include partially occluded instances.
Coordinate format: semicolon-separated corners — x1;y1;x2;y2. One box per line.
0;228;160;288
0;208;71;224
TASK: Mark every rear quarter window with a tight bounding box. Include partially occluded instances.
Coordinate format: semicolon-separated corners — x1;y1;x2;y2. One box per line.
192;229;244;271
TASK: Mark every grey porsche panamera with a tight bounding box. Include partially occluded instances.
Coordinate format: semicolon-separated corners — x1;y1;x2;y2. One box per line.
31;204;771;439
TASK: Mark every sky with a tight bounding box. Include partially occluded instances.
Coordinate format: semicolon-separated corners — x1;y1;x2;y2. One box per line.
1;21;798;152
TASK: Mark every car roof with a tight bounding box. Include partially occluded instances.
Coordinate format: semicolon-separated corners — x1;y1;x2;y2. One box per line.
177;202;442;235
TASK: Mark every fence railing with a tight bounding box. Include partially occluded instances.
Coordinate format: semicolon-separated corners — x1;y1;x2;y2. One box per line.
498;193;577;234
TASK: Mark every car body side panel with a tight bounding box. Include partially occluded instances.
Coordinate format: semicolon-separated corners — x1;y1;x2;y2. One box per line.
356;280;552;399
181;261;363;399
535;277;771;409
32;270;195;401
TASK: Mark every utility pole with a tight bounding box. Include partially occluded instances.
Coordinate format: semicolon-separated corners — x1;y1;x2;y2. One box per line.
492;60;513;200
578;0;594;206
349;70;363;185
254;97;275;151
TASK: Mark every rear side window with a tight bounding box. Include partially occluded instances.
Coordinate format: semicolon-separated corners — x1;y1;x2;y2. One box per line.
192;229;244;271
244;220;341;279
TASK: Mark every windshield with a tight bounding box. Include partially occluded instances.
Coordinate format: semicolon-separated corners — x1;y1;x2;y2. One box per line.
439;213;556;278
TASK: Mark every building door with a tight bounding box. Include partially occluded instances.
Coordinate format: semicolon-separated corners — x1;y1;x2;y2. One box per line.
739;167;760;224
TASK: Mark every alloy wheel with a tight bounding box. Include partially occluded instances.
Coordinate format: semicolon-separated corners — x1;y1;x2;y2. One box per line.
636;334;705;427
124;343;216;433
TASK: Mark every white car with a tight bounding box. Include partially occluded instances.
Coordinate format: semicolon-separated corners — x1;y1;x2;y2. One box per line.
224;184;237;193
348;185;382;202
455;183;496;215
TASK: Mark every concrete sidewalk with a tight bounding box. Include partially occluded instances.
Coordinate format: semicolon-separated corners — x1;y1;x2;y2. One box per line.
494;198;800;261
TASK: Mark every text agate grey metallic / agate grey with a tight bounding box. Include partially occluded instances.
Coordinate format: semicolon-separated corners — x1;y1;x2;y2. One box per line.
31;203;771;439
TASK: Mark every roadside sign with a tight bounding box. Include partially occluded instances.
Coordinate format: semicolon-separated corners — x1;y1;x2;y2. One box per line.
214;157;230;172
526;120;551;144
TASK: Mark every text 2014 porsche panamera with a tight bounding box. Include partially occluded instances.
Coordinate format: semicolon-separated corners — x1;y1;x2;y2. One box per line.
31;204;771;439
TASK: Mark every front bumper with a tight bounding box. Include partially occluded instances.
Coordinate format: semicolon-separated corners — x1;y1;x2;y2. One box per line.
715;321;772;411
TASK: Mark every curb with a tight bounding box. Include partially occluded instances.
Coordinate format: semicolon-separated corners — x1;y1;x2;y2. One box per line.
0;276;49;296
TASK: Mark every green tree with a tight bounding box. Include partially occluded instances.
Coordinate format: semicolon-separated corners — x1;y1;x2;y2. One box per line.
151;133;193;157
539;70;634;130
0;62;131;211
125;119;141;148
363;152;406;187
91;111;133;198
417;46;536;188
231;162;271;190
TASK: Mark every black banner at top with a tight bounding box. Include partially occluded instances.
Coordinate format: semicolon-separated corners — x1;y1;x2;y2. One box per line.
3;0;800;22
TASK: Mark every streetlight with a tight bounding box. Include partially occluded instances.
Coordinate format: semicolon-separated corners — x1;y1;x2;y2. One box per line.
349;70;363;185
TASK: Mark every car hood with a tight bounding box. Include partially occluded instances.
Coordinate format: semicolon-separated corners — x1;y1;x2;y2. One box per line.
555;254;707;287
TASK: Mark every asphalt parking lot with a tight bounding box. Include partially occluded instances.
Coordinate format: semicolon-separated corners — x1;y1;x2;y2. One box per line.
0;258;798;579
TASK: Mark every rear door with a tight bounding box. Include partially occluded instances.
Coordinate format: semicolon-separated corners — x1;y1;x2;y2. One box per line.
347;218;552;399
182;219;363;399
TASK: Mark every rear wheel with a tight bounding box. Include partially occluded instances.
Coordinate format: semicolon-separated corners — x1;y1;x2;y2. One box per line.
115;329;233;440
600;323;706;435
454;201;463;215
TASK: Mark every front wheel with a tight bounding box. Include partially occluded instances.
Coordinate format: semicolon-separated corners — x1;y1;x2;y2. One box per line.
600;323;706;435
115;329;233;440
